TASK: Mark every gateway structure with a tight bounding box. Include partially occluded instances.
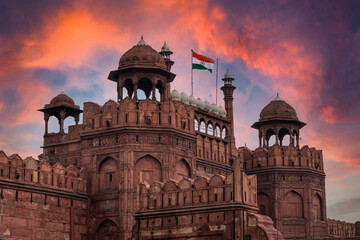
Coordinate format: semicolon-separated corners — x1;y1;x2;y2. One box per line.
0;38;358;240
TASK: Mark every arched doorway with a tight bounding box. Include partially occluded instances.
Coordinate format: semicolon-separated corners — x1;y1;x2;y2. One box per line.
174;159;191;181
134;155;162;188
313;193;323;220
97;219;119;240
258;192;270;216
98;157;118;192
282;190;304;218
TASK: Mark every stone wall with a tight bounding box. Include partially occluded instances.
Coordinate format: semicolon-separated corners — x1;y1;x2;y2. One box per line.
243;145;324;172
0;151;88;240
327;219;357;238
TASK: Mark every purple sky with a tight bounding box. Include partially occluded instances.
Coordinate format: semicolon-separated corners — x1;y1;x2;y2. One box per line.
0;0;359;222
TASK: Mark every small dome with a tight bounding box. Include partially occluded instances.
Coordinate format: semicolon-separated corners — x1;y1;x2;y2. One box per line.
189;95;196;106
196;98;205;110
218;106;226;117
171;89;181;101
259;93;298;121
211;103;219;114
181;92;189;104
161;41;171;52
50;92;75;105
118;36;166;70
204;100;211;111
224;69;233;79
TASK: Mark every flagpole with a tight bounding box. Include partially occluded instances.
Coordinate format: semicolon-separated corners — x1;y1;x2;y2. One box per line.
191;49;193;96
216;58;218;105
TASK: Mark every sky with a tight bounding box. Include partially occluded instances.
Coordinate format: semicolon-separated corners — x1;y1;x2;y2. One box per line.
0;0;359;223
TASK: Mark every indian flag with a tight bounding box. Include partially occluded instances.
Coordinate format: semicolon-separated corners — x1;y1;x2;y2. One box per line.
192;51;214;73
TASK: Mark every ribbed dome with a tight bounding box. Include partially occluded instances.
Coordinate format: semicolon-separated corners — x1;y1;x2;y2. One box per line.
118;37;166;70
171;89;181;101
181;92;189;104
50;92;75;105
259;94;298;121
189;95;196;106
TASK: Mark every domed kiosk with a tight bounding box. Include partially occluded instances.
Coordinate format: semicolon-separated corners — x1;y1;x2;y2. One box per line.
251;93;306;148
108;36;176;102
38;92;82;134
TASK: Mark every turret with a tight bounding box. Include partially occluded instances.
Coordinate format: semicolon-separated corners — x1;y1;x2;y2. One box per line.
159;41;174;71
251;93;306;148
108;36;176;102
38;92;82;135
220;70;236;151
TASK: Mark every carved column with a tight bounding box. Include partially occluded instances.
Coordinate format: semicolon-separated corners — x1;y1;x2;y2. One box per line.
60;110;66;133
44;113;49;135
152;85;156;101
133;84;138;100
259;132;262;148
75;114;79;125
296;134;300;148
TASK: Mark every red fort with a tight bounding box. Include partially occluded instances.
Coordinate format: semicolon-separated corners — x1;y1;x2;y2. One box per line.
0;38;359;240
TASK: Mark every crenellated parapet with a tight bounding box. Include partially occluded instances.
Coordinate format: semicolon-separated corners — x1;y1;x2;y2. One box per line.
327;219;357;238
241;145;324;173
0;150;87;194
138;173;258;212
82;98;195;133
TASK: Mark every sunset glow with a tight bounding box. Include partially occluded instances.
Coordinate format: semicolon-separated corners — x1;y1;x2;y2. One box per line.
0;0;359;222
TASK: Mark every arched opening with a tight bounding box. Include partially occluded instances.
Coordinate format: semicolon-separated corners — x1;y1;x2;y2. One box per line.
279;128;291;146
221;127;227;139
174;159;191;181
207;122;214;135
134;155;162;188
282;190;304;218
47;116;59;133
137;78;152;100
123;79;134;98
265;128;276;147
98;158;118;192
155;80;165;101
313;193;323;220
63;117;76;134
200;120;206;133
194;118;199;131
258;192;270;216
215;125;221;138
293;129;299;147
97;219;119;240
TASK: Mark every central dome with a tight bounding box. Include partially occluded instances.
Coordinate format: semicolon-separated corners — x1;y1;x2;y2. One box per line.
259;94;298;121
50;92;75;105
118;37;166;70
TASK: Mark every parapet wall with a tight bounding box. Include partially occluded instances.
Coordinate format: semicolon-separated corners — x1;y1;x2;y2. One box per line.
241;145;324;172
327;219;357;238
138;173;257;211
0;151;88;239
0;150;87;193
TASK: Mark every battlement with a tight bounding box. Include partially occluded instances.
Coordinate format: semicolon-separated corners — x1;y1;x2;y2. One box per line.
83;98;196;133
0;150;87;194
138;173;257;212
327;219;357;237
241;145;324;173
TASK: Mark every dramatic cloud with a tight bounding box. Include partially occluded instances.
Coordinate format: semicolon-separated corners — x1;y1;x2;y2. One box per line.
0;0;359;222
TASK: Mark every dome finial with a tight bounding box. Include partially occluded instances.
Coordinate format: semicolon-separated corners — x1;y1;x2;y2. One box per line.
137;35;147;46
273;92;283;101
160;41;173;59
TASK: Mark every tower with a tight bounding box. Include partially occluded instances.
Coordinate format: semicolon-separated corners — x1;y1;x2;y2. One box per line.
251;93;306;148
108;36;176;102
220;70;236;156
243;94;327;239
38;92;82;164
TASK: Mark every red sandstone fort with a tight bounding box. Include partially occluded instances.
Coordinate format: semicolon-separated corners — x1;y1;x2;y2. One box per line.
0;38;359;240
